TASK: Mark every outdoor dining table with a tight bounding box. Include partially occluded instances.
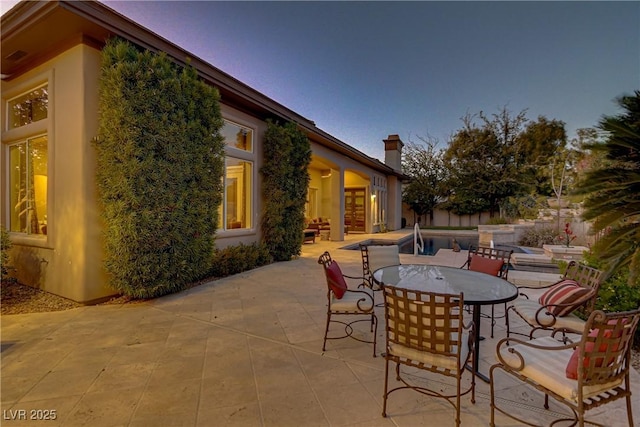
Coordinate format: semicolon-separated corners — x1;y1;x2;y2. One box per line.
373;264;519;382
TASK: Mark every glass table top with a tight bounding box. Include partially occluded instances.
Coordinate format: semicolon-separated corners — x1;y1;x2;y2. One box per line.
373;264;518;305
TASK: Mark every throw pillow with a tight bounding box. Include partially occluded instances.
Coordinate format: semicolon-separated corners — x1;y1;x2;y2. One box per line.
538;280;595;317
565;318;626;379
469;255;504;277
326;261;348;299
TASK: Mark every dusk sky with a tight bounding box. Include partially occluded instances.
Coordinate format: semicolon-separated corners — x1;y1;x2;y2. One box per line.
3;1;639;161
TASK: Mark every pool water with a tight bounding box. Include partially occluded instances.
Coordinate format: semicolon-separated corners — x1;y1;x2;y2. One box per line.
399;236;478;256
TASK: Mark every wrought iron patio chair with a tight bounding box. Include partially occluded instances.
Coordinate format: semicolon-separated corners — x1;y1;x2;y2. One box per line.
360;243;400;304
382;285;476;426
507;261;604;340
317;251;377;357
491;308;640;426
460;245;513;338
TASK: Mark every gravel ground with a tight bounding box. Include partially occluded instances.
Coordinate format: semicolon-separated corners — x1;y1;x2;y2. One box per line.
0;280;140;314
2;280;640;372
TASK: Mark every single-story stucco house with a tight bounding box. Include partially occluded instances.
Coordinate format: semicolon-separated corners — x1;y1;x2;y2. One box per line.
1;0;406;303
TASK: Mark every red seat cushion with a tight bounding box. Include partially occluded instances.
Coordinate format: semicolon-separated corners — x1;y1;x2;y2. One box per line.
469;255;504;277
538;279;595;317
565;319;626;379
326;261;348;299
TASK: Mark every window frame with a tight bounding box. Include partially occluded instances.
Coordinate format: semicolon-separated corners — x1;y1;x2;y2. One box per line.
7;134;49;236
2;73;52;247
219;156;254;232
6;83;49;131
372;176;387;226
217;118;256;234
221;118;254;153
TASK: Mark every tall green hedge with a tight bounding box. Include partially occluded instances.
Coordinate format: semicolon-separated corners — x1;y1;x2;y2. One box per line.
261;121;311;261
1;226;12;280
94;38;225;298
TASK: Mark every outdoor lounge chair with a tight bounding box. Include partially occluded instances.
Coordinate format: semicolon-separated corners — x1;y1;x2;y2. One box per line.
382;286;476;426
461;245;513;338
317;251;377;357
507;261;604;340
490;308;640;426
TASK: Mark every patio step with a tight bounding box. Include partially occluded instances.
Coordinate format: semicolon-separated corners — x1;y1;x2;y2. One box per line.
512;253;554;265
509;270;561;288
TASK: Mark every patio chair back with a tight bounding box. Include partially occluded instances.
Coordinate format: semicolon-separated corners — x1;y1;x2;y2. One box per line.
360;243;400;289
563;261;605;316
385;286;465;357
461;245;513;338
576;309;639;385
462;245;513;280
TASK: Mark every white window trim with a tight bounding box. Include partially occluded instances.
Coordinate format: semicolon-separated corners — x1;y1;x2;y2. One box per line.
2;71;53;247
222;118;254;155
218;117;256;235
6;82;49;132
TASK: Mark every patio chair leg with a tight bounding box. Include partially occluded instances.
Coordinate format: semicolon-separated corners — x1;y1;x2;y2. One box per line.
544;393;549;409
371;314;378;357
626;388;634;427
382;358;390;417
455;389;461;427
489;364;499;427
322;311;331;352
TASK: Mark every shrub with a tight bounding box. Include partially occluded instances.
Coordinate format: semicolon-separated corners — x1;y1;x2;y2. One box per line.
582;252;640;346
518;227;557;248
1;226;12;280
209;243;272;278
94;38;225;299
261;121;311;261
485;217;509;225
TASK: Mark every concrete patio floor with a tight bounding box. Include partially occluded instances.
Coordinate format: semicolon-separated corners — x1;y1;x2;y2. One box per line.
2;230;639;426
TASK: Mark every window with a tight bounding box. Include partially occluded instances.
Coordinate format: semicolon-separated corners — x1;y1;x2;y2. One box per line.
219;158;252;230
372;176;387;226
9;135;48;235
218;119;254;231
221;120;252;152
8;85;48;130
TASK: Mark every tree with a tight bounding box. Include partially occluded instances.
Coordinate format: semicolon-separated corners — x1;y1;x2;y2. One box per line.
444;108;568;220
574;91;640;285
445;108;528;218
402;135;449;225
518;116;568;196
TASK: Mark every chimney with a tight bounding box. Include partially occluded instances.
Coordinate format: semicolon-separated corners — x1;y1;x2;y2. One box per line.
384;134;403;171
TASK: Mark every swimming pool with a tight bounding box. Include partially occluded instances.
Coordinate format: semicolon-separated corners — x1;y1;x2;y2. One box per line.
399;235;478;256
342;234;479;256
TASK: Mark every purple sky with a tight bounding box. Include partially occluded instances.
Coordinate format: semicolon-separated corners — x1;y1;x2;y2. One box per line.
4;0;638;161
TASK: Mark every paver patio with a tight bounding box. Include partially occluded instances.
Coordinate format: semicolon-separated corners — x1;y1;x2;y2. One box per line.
2;231;638;426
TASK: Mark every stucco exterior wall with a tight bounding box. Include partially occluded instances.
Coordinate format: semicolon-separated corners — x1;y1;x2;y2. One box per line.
1;42;113;303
